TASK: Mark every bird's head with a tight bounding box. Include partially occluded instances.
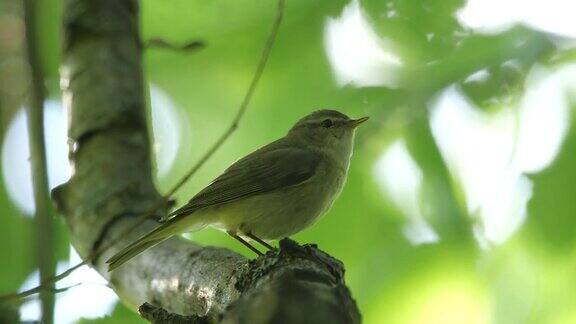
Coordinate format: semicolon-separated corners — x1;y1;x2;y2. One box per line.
287;109;368;155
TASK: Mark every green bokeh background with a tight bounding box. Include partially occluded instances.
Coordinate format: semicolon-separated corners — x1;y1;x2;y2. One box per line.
1;0;576;323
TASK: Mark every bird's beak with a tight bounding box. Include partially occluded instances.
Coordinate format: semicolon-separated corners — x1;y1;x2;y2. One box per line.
348;116;369;128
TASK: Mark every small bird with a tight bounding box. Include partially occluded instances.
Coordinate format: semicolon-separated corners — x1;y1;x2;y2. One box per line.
107;109;368;271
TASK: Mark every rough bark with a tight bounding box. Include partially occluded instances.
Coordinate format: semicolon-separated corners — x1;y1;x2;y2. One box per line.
53;0;360;322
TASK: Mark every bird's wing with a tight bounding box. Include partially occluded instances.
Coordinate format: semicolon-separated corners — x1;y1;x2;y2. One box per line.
167;146;320;219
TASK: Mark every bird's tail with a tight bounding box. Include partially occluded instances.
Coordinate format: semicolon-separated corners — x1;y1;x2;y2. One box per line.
107;236;165;272
106;215;203;272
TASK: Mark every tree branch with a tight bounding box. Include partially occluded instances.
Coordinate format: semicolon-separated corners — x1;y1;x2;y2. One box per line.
143;38;205;53
135;239;360;324
23;0;56;323
223;239;360;323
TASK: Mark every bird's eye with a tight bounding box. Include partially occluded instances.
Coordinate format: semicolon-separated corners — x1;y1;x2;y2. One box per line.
320;119;334;128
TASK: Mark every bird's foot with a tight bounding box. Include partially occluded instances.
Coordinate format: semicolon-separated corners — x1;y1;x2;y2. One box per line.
246;233;276;251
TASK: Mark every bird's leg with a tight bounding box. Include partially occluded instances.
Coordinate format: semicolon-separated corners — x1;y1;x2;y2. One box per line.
227;231;263;256
246;232;275;251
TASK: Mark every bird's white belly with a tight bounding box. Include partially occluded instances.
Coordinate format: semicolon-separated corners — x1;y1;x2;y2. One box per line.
206;167;344;240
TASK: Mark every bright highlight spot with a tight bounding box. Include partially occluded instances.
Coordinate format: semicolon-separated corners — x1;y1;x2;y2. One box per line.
1;84;185;214
458;0;576;38
1;100;70;215
374;139;439;245
19;246;118;323
430;64;575;244
406;273;490;324
366;266;490;324
324;0;403;88
430;87;533;244
149;84;187;178
514;65;576;173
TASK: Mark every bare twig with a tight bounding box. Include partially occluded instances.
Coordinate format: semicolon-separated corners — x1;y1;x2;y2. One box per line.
22;0;56;323
0;263;81;302
164;0;285;198
50;283;82;294
0;0;285;302
144;38;205;53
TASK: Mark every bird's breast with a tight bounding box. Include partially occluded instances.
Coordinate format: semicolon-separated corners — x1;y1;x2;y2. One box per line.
215;159;348;239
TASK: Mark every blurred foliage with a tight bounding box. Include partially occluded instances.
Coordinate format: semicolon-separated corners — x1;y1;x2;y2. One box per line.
1;0;576;323
77;303;142;324
524;111;576;252
0;301;19;324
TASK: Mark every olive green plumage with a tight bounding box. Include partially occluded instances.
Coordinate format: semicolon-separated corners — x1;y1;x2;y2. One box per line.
107;109;367;271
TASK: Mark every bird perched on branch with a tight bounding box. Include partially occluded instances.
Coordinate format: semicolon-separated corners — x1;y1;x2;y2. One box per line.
107;109;368;271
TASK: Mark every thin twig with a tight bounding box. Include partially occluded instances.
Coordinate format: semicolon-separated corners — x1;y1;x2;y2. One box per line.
50;283;82;294
0;264;82;302
165;0;285;198
144;38;205;53
0;0;285;302
22;0;56;322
